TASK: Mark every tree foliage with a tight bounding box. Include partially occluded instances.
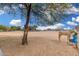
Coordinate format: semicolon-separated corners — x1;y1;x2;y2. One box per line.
0;25;22;31
0;3;72;25
0;25;8;31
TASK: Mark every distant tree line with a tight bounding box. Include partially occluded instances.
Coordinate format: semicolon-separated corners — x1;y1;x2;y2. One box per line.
0;25;37;32
0;25;8;31
29;25;37;31
0;25;21;32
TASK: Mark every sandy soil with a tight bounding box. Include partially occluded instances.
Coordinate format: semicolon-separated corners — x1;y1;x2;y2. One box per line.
0;31;79;56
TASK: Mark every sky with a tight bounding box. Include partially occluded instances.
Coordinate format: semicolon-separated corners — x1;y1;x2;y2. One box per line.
60;3;79;29
0;3;79;30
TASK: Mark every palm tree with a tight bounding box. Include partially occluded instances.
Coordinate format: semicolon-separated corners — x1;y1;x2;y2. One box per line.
0;3;72;45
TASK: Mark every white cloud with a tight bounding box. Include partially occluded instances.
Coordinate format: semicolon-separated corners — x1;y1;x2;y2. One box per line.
72;17;75;22
71;16;79;22
63;27;71;30
75;16;79;22
65;6;79;14
0;10;5;15
36;23;65;30
10;19;21;26
19;4;25;8
52;23;65;29
54;23;65;27
67;21;77;26
36;26;48;31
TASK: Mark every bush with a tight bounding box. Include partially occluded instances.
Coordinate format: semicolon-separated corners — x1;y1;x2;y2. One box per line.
0;25;8;31
29;25;37;31
10;26;21;31
0;25;22;31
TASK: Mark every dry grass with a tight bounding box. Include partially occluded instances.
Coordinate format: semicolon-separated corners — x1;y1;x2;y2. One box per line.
0;31;79;56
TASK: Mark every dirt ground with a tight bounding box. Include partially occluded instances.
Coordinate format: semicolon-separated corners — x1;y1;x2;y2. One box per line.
0;31;79;56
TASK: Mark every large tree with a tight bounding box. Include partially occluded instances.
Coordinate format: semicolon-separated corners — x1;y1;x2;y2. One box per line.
0;3;72;45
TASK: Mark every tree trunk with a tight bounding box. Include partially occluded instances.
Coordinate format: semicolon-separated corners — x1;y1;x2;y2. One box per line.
22;4;31;45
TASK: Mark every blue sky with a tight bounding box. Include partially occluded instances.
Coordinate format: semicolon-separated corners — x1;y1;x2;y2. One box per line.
0;9;37;27
0;10;26;27
0;3;79;30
